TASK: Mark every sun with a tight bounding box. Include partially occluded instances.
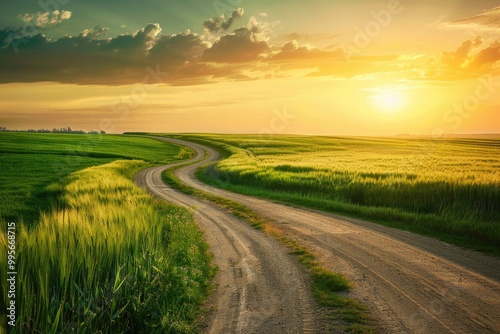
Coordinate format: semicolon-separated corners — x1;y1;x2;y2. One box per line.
371;90;406;113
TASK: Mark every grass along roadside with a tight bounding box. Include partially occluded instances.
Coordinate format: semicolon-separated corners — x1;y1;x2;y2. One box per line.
162;166;374;333
0;160;214;333
0;133;213;333
177;135;499;255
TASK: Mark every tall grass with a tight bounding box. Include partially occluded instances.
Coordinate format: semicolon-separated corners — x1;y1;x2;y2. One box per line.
0;160;214;333
174;134;500;251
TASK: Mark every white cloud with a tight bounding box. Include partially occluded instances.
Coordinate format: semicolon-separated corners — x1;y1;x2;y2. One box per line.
80;26;109;39
19;10;72;28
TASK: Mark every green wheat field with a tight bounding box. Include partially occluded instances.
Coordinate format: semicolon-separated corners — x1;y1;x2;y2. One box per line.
0;133;213;333
1;132;499;333
174;134;500;253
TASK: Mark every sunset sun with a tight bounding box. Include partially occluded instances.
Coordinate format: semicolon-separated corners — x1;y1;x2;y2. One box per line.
371;90;406;114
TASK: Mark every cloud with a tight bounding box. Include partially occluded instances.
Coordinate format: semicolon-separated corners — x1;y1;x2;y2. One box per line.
272;40;346;62
5;9;496;86
1;8;285;84
0;23;167;85
149;31;209;66
1;10;73;49
441;37;483;68
0;28;23;48
421;37;500;80
0;12;411;85
203;8;244;33
440;37;500;72
470;40;500;69
80;26;108;39
19;10;72;28
103;23;162;59
438;6;500;32
1;11;72;47
203;27;269;63
203;16;271;63
223;8;245;30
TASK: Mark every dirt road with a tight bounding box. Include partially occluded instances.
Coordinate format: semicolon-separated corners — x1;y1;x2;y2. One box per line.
135;139;321;333
136;137;500;333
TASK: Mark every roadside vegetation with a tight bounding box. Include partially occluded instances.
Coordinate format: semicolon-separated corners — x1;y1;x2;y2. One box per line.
0;133;213;333
173;134;500;254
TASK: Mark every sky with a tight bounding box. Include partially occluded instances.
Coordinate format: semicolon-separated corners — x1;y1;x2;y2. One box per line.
0;0;499;135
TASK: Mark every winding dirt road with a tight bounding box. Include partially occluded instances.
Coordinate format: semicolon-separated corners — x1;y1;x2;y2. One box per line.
135;138;321;333
136;137;500;334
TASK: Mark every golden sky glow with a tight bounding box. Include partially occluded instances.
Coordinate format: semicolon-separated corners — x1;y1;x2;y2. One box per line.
0;1;499;135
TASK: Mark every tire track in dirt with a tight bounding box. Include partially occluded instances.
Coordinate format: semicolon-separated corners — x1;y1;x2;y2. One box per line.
159;137;500;334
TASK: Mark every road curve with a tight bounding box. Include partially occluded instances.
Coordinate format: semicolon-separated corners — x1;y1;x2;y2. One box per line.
134;137;321;333
140;137;500;334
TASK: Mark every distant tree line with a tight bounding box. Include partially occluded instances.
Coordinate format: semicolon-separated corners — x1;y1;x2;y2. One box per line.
0;127;106;134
